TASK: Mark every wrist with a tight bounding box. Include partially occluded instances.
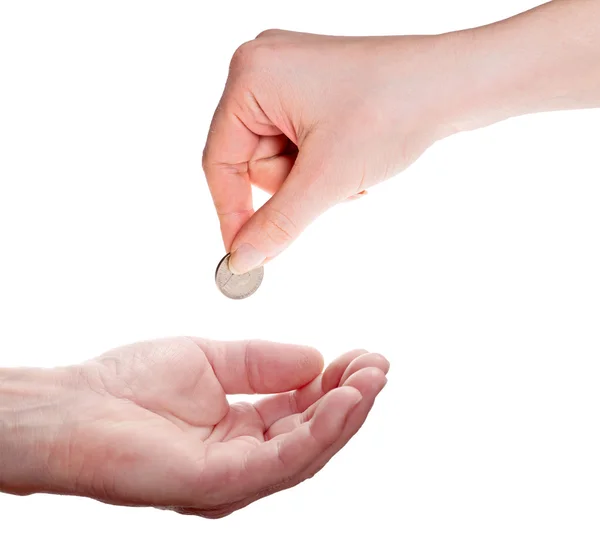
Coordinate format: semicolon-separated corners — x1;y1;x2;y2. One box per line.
439;23;544;134
439;1;600;135
377;32;499;144
0;366;74;495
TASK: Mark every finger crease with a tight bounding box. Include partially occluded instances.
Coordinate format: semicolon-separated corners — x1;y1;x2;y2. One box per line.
216;208;254;218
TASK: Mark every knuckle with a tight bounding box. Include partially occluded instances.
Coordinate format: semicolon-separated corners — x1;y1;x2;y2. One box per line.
233;401;255;414
230;40;254;70
230;39;276;74
275;439;287;466
255;28;283;40
261;207;297;246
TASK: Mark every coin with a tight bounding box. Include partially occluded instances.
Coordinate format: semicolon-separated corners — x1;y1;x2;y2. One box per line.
215;253;264;299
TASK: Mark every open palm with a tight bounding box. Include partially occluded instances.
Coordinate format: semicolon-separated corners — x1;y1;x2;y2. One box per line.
49;337;388;517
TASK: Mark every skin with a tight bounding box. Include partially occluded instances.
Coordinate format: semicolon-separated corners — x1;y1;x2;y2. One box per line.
0;338;388;518
4;0;598;521
203;0;600;274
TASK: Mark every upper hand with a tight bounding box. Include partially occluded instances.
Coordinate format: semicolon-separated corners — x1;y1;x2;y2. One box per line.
203;30;457;274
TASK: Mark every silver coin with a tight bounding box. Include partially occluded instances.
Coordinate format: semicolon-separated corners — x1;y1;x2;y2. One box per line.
215;253;264;299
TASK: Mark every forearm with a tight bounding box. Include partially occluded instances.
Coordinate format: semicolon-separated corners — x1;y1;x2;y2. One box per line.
0;367;69;495
446;0;600;132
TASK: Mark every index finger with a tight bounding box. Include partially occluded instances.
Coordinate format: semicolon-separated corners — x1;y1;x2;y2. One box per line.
193;338;324;395
202;100;259;250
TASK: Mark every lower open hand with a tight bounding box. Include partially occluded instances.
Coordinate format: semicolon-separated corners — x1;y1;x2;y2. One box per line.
2;337;388;518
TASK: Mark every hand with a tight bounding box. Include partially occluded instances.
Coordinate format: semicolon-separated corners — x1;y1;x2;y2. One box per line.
0;338;389;518
204;3;600;275
203;30;458;274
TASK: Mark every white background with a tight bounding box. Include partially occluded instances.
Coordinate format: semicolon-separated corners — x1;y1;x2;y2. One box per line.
1;1;599;554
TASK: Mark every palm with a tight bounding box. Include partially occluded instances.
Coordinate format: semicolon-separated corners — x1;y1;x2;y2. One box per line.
64;337;388;517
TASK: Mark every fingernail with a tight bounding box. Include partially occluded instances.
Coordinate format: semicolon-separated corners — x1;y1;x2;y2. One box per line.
229;244;266;275
352;392;363;407
373;354;391;374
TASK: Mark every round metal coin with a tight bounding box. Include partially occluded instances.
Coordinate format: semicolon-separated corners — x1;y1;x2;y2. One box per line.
215;253;264;300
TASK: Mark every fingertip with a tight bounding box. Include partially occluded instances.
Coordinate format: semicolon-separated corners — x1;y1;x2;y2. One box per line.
309;386;363;441
322;349;369;393
363;353;390;374
363;366;388;386
343;366;388;398
376;371;389;392
339;385;364;407
297;345;325;381
229;243;267;275
340;352;390;385
311;347;326;374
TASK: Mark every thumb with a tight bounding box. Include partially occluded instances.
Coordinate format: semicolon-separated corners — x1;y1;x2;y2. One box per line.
193;339;324;395
228;138;345;274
